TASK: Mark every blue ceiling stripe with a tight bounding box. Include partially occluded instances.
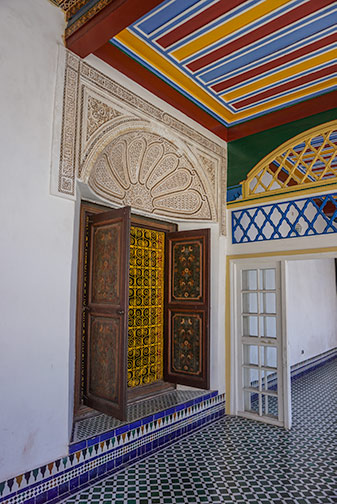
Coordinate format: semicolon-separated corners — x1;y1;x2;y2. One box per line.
137;0;201;36
231;79;337;112
205;25;337;86
179;0;305;65
67;0;98;26
230;89;335;124
137;0;216;41
151;0;264;53
213;46;337;95
197;10;337;83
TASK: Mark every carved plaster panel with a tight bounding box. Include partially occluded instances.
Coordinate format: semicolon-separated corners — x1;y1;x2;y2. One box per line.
57;50;227;232
86;130;214;220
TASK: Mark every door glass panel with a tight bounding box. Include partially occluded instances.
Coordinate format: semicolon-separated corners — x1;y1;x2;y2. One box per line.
242;293;258;313
239;264;284;425
261;346;277;368
262;370;278;392
260;292;276;314
243;367;259;389
243;344;259;366
260;316;276;338
242;269;257;290
242;316;258;337
244;391;259;413
266;395;278;418
260;268;276;290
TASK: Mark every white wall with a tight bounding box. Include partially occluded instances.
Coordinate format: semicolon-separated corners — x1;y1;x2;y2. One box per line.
0;0;75;481
287;259;337;366
0;0;228;483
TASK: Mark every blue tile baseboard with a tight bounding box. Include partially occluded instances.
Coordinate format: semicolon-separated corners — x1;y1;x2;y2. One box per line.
291;348;337;381
242;349;337;404
0;391;225;504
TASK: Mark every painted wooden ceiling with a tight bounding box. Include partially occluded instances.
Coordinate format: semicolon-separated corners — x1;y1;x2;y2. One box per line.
60;0;337;139
110;0;337;128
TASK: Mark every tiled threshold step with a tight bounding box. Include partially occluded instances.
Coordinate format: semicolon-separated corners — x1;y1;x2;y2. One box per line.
0;390;225;504
71;389;217;443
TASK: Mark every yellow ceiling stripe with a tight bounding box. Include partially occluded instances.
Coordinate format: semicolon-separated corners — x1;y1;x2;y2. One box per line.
233;77;337;118
115;29;234;122
172;0;292;62
222;47;337;101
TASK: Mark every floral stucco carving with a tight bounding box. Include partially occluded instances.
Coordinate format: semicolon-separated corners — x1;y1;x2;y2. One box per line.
85;130;215;220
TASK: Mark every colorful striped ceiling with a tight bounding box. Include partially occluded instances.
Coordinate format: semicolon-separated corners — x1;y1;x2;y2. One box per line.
110;0;337;127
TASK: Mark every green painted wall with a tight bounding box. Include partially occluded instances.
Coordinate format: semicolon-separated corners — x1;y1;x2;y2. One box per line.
227;108;337;187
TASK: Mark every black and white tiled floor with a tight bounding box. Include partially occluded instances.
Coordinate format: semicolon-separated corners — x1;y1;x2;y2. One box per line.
65;359;337;503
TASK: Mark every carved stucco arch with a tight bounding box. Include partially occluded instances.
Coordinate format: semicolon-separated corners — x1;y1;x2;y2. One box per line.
80;119;218;222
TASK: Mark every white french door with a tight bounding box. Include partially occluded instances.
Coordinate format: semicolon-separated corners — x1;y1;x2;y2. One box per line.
235;261;290;428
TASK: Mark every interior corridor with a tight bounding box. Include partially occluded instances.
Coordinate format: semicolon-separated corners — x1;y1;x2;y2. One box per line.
63;359;337;504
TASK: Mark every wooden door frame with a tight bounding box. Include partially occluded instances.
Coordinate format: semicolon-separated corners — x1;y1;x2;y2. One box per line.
74;200;177;419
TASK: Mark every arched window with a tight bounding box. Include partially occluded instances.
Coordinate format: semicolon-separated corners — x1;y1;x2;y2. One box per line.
241;121;337;201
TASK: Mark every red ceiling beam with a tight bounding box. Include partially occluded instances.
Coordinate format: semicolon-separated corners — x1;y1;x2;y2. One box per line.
94;42;230;141
66;0;164;58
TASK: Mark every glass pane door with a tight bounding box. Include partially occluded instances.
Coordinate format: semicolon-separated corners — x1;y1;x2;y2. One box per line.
237;263;284;426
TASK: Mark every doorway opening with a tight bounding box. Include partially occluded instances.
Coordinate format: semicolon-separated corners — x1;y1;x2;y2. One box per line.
286;257;337;389
230;250;337;430
127;225;165;391
74;201;210;422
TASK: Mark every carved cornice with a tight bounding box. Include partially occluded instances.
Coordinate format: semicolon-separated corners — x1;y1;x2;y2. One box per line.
50;0;115;34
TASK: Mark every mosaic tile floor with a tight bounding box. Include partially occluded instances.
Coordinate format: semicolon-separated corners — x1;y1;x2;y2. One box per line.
65;359;337;503
72;390;206;442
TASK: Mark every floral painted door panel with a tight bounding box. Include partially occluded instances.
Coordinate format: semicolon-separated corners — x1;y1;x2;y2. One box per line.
165;229;210;389
85;206;131;420
172;241;202;301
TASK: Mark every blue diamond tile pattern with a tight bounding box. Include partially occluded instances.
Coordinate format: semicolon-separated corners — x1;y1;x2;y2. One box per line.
232;193;337;243
64;358;337;504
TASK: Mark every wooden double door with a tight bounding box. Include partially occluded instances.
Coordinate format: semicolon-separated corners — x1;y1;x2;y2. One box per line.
76;203;210;420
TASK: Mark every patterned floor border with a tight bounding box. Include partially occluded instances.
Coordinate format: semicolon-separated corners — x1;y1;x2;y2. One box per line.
0;392;225;504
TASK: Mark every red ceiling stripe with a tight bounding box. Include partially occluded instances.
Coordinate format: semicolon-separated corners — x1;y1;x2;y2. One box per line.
232;64;337;109
211;32;337;93
187;0;334;72
156;0;245;49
